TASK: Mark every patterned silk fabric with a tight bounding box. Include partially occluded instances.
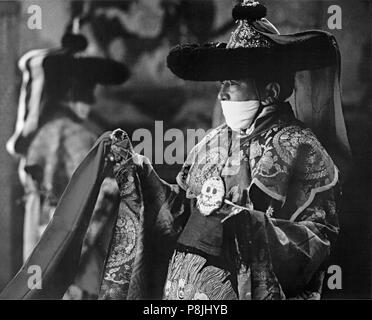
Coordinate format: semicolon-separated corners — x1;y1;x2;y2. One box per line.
99;131;183;299
177;108;337;222
98;105;339;299
99;146;143;299
164;251;238;300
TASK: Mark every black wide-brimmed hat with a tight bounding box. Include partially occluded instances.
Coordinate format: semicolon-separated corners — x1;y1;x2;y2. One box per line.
167;0;339;81
6;33;131;157
45;33;130;88
17;33;130;106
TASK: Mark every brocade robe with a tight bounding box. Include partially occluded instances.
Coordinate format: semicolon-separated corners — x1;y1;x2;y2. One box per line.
99;103;339;300
0;103;339;300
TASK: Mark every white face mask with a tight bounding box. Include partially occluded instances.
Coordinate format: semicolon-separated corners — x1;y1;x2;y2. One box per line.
221;100;260;132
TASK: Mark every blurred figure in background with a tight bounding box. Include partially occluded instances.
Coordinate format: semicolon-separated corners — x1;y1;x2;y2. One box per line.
6;24;130;298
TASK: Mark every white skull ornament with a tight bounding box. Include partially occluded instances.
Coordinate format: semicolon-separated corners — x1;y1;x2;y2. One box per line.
197;176;225;216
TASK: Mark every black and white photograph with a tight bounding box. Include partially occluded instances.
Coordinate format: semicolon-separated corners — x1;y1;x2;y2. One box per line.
0;0;371;309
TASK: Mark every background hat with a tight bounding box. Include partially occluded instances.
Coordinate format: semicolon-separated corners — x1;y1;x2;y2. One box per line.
61;33;89;53
167;0;338;81
42;52;130;104
6;34;130;157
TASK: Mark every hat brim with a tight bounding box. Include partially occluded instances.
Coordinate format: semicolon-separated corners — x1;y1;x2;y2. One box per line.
43;54;131;85
167;30;338;81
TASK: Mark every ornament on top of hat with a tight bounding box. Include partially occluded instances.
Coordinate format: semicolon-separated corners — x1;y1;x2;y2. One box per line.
227;0;273;49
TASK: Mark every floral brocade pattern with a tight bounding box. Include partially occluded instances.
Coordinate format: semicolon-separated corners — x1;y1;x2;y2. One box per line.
178;122;337;222
249;125;332;181
99;131;143;300
99;202;140;299
177;125;230;199
163;251;238;300
249;125;337;220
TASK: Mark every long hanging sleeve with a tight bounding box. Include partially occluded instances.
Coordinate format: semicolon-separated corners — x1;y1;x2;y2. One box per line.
0;132;116;299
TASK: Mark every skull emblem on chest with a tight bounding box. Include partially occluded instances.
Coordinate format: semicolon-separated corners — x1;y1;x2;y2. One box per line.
197;176;225;216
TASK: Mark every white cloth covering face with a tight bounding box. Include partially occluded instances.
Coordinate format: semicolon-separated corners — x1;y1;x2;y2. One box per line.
220;100;260;132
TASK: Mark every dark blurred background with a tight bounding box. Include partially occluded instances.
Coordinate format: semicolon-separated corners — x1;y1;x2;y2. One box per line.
0;0;371;298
